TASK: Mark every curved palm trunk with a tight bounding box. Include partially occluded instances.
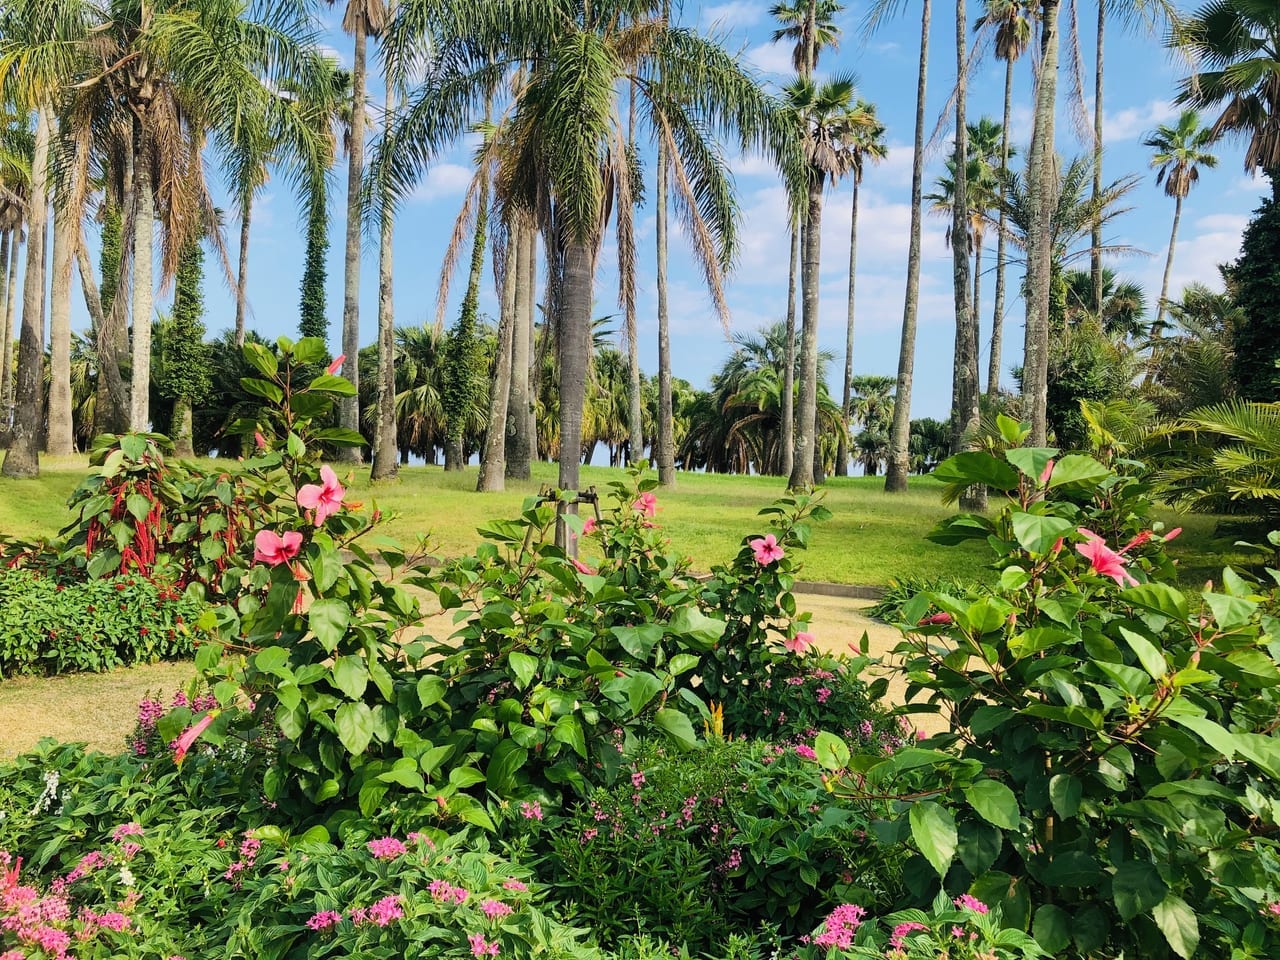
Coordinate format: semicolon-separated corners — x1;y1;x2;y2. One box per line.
1090;0;1105;315
885;0;932;493
836;177;859;478
479;239;518;492
558;235;595;497
1024;0;1062;445
781;226;799;477
47;138;79;456
656;141;675;486
3;107;51;478
1156;194;1183;331
506;220;533;479
788;172;824;490
445;179;488;472
0;230;12;423
988;55;1013;398
130;148;155;432
370;190;398;480
339;19;369;463
76;238;122;438
234;199;251;348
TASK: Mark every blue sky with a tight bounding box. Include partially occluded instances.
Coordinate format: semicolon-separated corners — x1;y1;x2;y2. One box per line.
71;0;1267;425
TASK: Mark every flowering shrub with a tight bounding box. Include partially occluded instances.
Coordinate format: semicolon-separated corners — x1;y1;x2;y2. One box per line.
814;440;1280;959
542;738;903;949
0;569;205;676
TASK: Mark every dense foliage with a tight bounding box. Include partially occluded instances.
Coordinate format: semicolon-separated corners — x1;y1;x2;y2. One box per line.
1229;197;1280;402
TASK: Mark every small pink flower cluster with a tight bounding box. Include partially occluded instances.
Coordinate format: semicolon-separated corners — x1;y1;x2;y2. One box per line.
354;895;404;927
77;907;131;933
519;801;543;821
224;833;261;884
59;850;108;888
480;899;512;921
111;823;144;841
501;879;528;893
2;854;73;959
719;848;743;872
889;920;929;951
794;744;818;761
428;879;470;905
306;910;342;931
953;894;989;914
813;903;866;950
366;837;407;861
469;932;500;957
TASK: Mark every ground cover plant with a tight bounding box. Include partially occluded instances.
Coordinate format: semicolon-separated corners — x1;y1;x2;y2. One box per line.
4;349;1280;959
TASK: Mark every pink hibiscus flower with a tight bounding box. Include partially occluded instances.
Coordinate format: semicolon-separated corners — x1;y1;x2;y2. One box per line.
325;354;346;376
785;631;814;654
173;711;218;766
749;534;785;566
254;529;303;566
571;557;596;575
633;492;657;517
582;517;598;535
1075;528;1139;587
297;465;346;526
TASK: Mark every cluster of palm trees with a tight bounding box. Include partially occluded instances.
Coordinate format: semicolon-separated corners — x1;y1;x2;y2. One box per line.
1;0;1278;495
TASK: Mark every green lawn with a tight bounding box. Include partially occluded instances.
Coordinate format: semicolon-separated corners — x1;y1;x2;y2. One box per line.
0;455;1248;587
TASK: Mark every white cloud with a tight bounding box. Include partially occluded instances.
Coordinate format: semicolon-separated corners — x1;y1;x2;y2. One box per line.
315;43;349;69
1102;98;1177;144
700;0;765;30
411;163;473;203
745;41;796;76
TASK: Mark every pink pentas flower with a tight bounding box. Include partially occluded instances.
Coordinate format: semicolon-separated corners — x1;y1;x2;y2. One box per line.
366;837;406;861
785;631;814;655
481;899;513;921
633;491;657;517
794;744;817;761
307;910;342;931
325;354;346;376
254;529;302;567
749;534;785;566
469;933;500;957
297;465;346;526
173;711;218;766
1075;528;1139;587
954;894;990;914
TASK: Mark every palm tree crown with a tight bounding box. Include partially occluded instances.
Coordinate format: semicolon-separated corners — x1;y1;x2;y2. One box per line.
1144;108;1219;198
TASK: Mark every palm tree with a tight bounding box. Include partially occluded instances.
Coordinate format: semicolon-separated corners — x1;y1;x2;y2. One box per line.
1144;109;1217;330
835;103;886;477
771;0;842;479
0;116;31;437
786;76;874;490
850;374;895;475
948;0;977;478
1064;267;1148;341
379;0;795;503
883;0;932;493
371;68;400;480
976;0;1029;397
331;0;389;463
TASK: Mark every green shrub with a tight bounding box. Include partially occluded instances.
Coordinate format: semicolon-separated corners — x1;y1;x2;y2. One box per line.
0;568;206;676
864;575;978;623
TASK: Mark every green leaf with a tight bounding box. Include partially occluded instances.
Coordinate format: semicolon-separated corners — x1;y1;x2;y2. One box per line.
1010;511;1074;555
1032;904;1072;954
417;675;446;710
332;656;368;700
508;651;539;691
626;672;664;715
334;702;374;755
1005;446;1059;482
612;624;663;660
307;374;357;397
254;646;290;679
312;427;368;447
125;493;152;522
1153;895;1199;959
240;377;284;404
654;708;698;750
814;731;851;771
243;342;278;377
957;819;1002;876
934;452;1020;491
1113;860;1168;920
1119;627;1168;680
1049;774;1082;819
666;608;726;648
1121;583;1189;621
1008;626;1074;659
551;716;587;758
1203;591;1258;631
292;337;328;364
1045;454;1111;489
668;653;699;676
486;739;528;795
308;600;350;653
963;780;1020;829
908;801;957;878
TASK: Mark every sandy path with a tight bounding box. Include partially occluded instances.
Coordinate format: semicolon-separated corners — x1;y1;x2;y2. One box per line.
0;593;925;758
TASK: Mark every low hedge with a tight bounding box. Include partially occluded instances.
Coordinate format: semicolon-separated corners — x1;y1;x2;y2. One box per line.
0;568;205;677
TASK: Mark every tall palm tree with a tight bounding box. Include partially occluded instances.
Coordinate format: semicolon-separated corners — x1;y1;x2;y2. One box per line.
0;117;31;436
771;0;842;479
371;52;401;480
786;76;873;490
884;0;932;493
505;216;536;480
976;0;1029;397
948;0;978;478
331;0;389;463
1144;109;1218;329
379;0;797;503
1064;267;1148;340
835;102;886;477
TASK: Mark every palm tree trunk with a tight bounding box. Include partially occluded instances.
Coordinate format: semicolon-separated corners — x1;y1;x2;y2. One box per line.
558;234;595;495
1024;0;1062;446
130;140;155;433
788;173;824;490
479;239;518;492
170;399;193;457
0;230;12;424
988;55;1013;398
885;0;931;493
47;137;78;457
781;226;798;477
371;89;398;481
76;238;122;438
836;177;860;478
1090;0;1105;316
445;176;488;472
656;140;675;487
339;18;368;463
2;225;19;423
234;199;251;348
3;107;51;478
525;231;538;462
506;219;533;479
1156;194;1182;331
625;83;645;468
972;234;983;359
